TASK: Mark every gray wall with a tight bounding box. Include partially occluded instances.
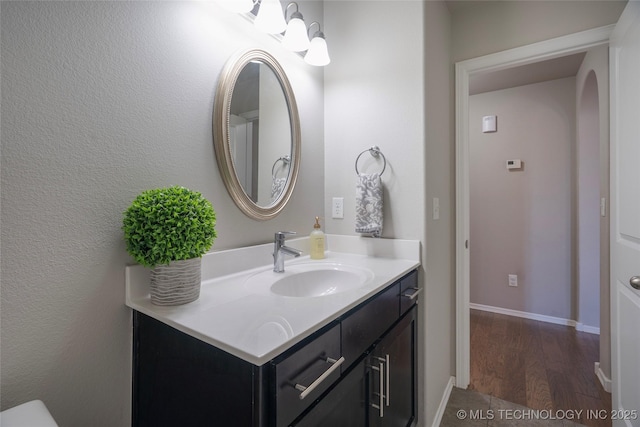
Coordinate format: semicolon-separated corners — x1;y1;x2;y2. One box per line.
469;77;576;320
323;1;426;240
0;2;324;425
577;69;601;330
2;2;626;426
324;1;454;425
451;0;627;62
576;44;611;379
423;1;456;423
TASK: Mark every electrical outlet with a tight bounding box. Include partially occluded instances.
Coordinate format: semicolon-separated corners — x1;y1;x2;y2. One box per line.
332;197;344;219
508;274;518;287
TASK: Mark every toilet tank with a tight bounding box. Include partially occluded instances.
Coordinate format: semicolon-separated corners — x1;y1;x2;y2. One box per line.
0;400;58;427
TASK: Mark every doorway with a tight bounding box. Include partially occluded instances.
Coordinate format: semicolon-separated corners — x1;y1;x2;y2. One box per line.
455;25;614;390
465;56;610;417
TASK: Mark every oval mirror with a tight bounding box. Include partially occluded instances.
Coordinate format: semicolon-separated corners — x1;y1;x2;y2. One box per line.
213;49;301;220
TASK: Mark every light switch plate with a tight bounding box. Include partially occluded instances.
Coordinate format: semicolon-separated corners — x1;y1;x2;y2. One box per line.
433;198;440;220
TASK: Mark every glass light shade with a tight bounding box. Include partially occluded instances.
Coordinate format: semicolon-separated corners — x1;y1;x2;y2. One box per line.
254;0;286;34
217;0;254;13
304;35;330;66
282;17;310;52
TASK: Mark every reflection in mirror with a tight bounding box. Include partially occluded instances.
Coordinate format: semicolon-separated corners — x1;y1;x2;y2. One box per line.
270;155;290;203
213;49;300;221
229;62;292;205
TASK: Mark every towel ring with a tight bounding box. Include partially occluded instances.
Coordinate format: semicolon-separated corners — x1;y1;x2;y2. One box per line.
355;146;386;176
272;155;291;179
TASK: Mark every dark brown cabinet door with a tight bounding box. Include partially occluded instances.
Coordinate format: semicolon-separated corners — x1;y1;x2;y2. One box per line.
133;312;263;427
369;307;417;427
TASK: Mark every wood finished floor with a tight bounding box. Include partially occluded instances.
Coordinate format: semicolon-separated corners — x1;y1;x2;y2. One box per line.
469;309;612;427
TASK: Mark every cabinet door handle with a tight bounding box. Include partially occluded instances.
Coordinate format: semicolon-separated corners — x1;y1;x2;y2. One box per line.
385;353;390;406
371;359;385;418
294;356;345;400
377;356;390;407
402;287;422;300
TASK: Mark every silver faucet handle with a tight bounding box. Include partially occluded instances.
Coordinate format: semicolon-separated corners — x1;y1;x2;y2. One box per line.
275;231;297;240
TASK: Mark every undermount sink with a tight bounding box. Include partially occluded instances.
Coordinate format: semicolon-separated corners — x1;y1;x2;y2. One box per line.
247;263;374;298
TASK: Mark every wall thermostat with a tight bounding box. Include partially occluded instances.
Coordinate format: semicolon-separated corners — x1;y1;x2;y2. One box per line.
482;115;497;133
506;159;522;170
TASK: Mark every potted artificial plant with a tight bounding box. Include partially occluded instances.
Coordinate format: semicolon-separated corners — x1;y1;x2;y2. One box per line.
123;186;217;306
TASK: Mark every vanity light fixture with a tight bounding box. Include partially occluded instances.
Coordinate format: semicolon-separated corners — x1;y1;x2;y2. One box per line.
222;0;330;67
304;21;330;66
281;2;310;52
254;0;287;34
217;0;255;14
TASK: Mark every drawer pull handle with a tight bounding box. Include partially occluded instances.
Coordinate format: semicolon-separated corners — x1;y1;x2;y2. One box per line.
294;356;345;400
402;287;422;300
371;359;385;417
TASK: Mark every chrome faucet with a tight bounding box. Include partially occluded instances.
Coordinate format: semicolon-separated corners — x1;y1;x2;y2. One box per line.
273;231;302;273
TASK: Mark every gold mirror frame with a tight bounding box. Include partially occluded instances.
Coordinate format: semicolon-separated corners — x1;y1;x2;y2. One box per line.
213;49;301;221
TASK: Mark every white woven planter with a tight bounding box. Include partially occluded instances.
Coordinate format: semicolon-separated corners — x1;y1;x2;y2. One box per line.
149;258;201;306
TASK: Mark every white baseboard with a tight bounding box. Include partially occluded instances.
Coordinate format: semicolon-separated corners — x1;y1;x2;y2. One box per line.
576;322;601;335
595;362;612;393
431;376;455;427
470;303;600;335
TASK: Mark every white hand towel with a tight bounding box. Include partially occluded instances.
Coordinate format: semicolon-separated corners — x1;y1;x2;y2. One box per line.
271;177;287;202
355;173;383;237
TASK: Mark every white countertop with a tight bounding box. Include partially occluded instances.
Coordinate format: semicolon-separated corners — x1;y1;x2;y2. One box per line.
125;235;420;366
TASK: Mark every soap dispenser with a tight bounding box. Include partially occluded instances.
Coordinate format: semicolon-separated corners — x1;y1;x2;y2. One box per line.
309;216;325;259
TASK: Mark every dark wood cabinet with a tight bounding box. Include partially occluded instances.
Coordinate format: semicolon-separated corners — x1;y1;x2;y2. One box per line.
132;312;268;427
132;270;419;427
291;359;368;427
274;324;342;427
342;283;400;368
291;306;417;427
368;307;417;427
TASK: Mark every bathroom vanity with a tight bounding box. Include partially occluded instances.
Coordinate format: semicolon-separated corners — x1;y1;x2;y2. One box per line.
126;235;420;427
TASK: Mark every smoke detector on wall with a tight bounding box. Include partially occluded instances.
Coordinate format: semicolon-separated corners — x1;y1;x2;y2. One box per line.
482;115;497;133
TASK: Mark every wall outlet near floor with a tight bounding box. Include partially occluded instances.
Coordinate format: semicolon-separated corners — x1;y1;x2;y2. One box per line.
332;197;344;219
508;274;518;287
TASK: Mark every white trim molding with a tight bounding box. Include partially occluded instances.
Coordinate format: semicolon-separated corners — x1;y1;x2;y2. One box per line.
431;376;456;427
576;322;601;335
455;24;614;389
595;362;612;393
469;303;600;335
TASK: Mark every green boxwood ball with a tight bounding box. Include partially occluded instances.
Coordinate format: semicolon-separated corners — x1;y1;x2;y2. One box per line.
123;186;217;268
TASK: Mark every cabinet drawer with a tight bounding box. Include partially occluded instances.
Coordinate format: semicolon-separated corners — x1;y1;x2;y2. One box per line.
342;283;399;369
275;324;342;427
291;359;367;427
400;271;420;315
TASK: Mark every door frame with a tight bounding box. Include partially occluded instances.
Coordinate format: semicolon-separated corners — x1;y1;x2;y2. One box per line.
608;1;640;418
455;25;615;388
